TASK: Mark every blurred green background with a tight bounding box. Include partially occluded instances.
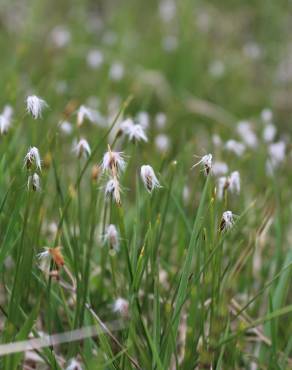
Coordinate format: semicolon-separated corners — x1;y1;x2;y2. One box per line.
1;0;292;122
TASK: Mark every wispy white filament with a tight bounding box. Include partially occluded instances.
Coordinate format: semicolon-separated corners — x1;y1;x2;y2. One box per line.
26;95;48;119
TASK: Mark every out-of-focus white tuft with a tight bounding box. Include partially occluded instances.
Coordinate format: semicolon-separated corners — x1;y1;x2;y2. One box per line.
50;25;71;48
225;140;245;156
212;162;228;176
113;297;129;318
26;95;48;119
237;121;258;148
86;49;104;69
155;134;170;153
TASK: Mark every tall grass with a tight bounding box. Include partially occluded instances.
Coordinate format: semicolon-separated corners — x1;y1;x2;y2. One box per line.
0;0;291;369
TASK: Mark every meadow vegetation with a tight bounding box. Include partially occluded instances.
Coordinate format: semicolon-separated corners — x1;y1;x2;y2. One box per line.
0;0;291;369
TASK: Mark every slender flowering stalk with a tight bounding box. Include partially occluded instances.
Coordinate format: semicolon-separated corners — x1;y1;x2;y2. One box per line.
26;95;48;119
102;145;126;175
104;224;120;252
140;165;160;193
192;154;212;175
73;138;91;158
220;211;234;232
27;173;41;192
24;147;41;171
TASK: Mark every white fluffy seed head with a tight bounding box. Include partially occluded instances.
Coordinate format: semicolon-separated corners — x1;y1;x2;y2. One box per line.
229;171;240;194
59;120;73;135
268;141;286;167
119;118;134;134
140;165;160;193
155;134;170;153
217;171;240;200
212;161;228;176
220;211;234;232
24;147;41;171
155;112;167;129
73;139;91;158
2;105;13;120
50;26;71;48
119;120;148;142
66;358;83;370
127;124;148;142
217;176;228;200
26;95;48;119
237;121;258;148
109;62;124;81
193;154;212;176
104;177;121;204
0;115;11;135
136;111;150;129
261;108;273;123
262;123;276;143
212;134;222;147
225;140;245;156
27;173;41;192
113;297;129;318
102;149;126;174
104;224;119;252
86;49;104;69
77;105;95;126
37;248;51;273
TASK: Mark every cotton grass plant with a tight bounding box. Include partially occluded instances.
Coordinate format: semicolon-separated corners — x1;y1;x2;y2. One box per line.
0;1;291;369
